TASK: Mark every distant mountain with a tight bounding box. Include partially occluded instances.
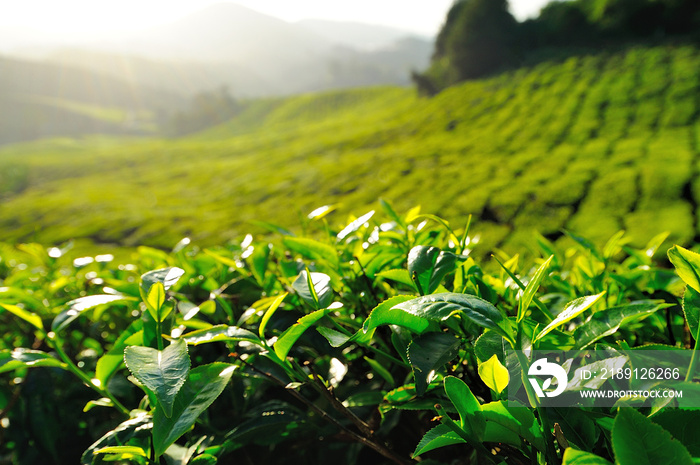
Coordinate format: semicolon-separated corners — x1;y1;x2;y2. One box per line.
0;56;184;145
297;19;428;50
0;2;435;144
47;49;271;97
100;3;328;65
39;3;433;97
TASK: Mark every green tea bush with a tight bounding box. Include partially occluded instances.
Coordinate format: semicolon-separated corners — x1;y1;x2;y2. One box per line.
2;204;700;465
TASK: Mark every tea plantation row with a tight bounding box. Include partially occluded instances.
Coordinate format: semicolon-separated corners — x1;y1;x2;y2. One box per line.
0;44;698;258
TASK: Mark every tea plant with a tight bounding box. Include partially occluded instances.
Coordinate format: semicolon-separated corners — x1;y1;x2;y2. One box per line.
1;203;699;464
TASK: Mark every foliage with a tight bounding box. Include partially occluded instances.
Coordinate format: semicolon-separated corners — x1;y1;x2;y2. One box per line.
1;204;699;464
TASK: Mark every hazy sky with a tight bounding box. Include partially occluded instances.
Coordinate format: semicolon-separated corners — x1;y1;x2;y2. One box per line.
0;0;553;39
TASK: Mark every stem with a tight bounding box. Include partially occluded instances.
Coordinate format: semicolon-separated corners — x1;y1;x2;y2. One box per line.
155;318;164;351
49;336;130;415
304;361;374;437
236;355;413;465
513;350;559;465
434;403;496;464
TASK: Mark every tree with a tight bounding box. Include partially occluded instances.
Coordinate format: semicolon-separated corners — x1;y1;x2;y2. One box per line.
441;0;519;81
414;0;519;93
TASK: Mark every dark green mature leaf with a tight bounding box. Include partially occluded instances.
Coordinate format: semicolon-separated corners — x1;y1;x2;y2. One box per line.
535;293;605;341
362;295;426;333
407;333;459;395
0;303;43;330
651;409;700;456
391;293;507;336
562;449;613;465
612;408;693;465
444;376;485;441
317;327;352;347
668;245;700;293
413;424;464;457
52;294;130;332
573;301;670;349
0;348;66;374
364;356;395;385
481;401;545;451
682;287;700;340
180;325;261;346
274;309;330;359
551;408;598;450
408;246;463;295
225;401;303;447
283;237;338;268
153;363;235;457
483;421;521;446
474;331;506;363
124;339;190;418
292;270;332;309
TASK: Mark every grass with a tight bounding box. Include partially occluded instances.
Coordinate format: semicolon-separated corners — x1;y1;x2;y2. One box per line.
0;44;698;258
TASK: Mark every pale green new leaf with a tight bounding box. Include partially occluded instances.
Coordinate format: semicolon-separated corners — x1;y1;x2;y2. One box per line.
668;245;700;293
562;448;613;465
535;292;605;341
52;294;130;332
180;325;261;346
282;237;339;268
517;255;553;322
0;303;43;331
478;354;509;395
292;270;332;309
94;446;147;457
259;293;288;339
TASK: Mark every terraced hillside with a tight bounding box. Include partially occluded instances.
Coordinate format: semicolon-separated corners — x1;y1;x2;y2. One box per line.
0;44;699;256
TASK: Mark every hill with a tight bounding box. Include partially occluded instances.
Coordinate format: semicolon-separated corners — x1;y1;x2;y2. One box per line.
0;44;698;257
24;4;432;98
0;56;185;145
